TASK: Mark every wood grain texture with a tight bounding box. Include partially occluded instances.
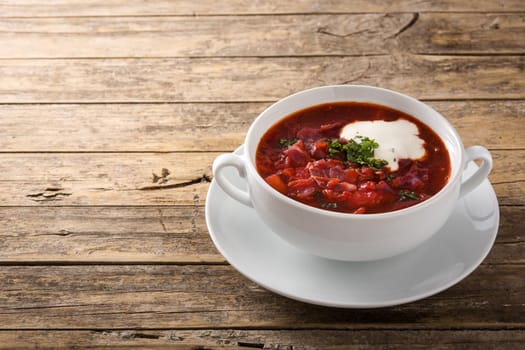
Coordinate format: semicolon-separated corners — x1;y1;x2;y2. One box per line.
0;13;523;58
0;206;522;264
0;206;221;263
0;329;523;350
0;153;214;206
0;264;523;329
0;101;522;152
0;14;411;58
0;56;523;103
0;103;258;152
400;13;525;54
1;0;524;17
0;150;521;206
0;0;523;346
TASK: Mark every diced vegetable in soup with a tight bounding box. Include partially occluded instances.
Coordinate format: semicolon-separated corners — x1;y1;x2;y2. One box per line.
255;102;451;214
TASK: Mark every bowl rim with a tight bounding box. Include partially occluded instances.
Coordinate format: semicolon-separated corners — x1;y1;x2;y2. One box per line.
243;84;465;219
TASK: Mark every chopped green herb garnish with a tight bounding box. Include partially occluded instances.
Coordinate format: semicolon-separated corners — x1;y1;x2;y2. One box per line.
320;202;338;209
328;136;388;170
369;158;389;170
328;139;343;156
279;137;298;148
386;174;395;182
399;190;420;201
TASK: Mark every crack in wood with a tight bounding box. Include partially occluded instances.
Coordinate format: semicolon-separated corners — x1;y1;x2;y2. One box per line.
393;12;419;37
32;229;73;237
129;332;162;340
26;193;45;198
316;26;369;38
237;341;265;348
26;186;72;202
138;174;211;191
42;186;65;192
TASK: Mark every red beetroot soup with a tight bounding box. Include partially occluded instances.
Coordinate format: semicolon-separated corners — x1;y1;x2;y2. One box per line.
255;102;451;214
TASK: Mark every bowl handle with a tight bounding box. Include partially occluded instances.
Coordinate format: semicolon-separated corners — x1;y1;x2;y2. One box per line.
459;146;493;198
212;153;253;207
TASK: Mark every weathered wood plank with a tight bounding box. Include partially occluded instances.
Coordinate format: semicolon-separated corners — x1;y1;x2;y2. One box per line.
1;0;523;17
0;150;521;206
0;329;523;350
0;101;522;152
0;14;523;58
0;14;409;58
0;153;214;206
0;56;523;103
0;103;258;152
0;264;523;329
0;206;222;263
0;206;521;264
401;13;525;54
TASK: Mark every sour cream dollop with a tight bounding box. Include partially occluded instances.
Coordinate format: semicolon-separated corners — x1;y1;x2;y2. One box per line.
340;119;426;171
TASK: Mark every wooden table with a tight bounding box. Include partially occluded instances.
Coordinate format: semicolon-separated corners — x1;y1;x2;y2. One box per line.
0;1;523;348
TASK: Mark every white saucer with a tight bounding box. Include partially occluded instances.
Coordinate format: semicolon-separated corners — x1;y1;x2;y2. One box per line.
205;146;499;308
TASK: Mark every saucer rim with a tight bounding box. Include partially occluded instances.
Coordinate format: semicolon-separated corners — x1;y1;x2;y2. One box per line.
205;145;500;308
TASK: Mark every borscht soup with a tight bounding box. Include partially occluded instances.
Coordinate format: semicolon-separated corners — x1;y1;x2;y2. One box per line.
255;102;451;214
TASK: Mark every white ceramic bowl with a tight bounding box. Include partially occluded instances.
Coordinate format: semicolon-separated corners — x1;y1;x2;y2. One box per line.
212;85;492;261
